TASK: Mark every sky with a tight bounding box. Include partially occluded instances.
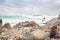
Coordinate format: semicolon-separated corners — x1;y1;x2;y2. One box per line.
0;0;60;16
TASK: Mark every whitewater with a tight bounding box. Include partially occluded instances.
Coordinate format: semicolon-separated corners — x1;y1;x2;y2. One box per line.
0;14;58;26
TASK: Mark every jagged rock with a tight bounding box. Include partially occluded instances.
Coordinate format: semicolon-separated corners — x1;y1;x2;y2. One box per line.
13;23;22;30
22;21;40;29
31;29;46;40
13;21;40;30
2;23;11;29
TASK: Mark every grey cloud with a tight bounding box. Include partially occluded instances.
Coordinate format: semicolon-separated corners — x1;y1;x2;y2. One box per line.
0;0;60;16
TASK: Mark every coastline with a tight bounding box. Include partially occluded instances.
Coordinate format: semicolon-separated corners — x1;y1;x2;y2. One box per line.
0;15;59;40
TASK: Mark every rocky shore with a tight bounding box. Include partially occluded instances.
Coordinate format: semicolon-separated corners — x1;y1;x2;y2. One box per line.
0;15;60;40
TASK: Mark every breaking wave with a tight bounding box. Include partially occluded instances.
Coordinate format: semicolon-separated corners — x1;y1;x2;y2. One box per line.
0;14;57;26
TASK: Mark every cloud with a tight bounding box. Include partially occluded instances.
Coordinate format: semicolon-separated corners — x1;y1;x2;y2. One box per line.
0;0;60;16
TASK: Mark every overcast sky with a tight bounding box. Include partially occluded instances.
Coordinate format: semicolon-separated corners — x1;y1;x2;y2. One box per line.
0;0;60;16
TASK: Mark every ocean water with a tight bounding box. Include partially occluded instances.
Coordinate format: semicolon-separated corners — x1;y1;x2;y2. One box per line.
0;15;57;26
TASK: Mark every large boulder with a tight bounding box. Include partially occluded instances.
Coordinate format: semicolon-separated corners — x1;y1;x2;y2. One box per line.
31;29;46;40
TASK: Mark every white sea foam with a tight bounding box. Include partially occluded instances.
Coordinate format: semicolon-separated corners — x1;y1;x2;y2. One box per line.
1;14;57;26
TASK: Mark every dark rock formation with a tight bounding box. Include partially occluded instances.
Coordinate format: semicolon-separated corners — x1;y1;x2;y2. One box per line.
0;19;2;27
2;23;11;29
50;25;59;38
